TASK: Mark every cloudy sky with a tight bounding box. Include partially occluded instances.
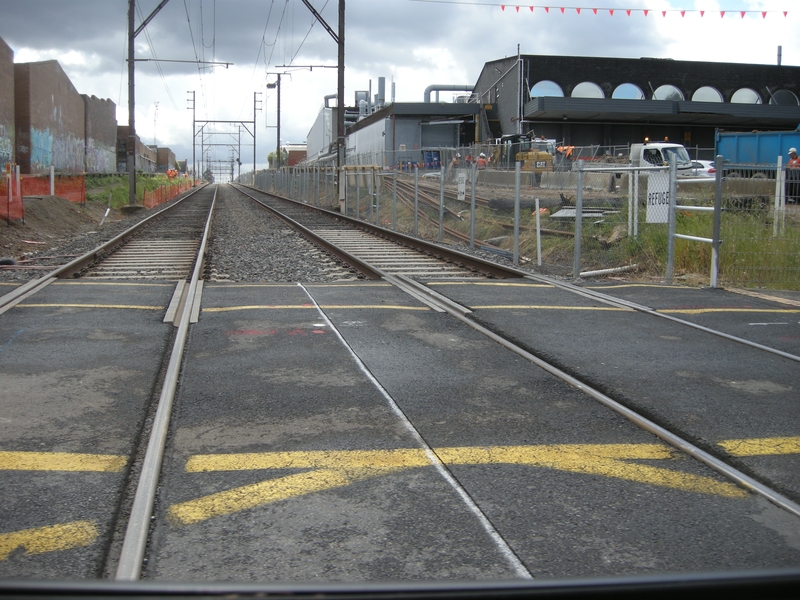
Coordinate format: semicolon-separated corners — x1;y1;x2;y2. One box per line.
0;0;797;178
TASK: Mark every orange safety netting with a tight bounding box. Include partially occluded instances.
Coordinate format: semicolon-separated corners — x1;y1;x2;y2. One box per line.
1;176;24;221
141;179;194;208
19;174;86;204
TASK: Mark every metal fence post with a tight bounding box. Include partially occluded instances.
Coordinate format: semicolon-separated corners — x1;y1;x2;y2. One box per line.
438;165;445;242
710;155;723;288
470;162;476;249
356;168;361;220
392;168;397;231
414;165;419;237
535;197;542;266
573;160;584;279
774;156;784;238
514;160;521;266
665;159;678;284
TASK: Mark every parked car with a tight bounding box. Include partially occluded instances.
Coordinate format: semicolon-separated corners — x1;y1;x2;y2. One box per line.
678;160;716;178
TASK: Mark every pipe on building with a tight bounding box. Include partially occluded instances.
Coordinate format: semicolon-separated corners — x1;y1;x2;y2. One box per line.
423;84;474;103
324;94;337;108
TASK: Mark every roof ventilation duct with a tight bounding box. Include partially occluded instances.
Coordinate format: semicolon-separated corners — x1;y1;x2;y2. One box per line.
424;84;474;103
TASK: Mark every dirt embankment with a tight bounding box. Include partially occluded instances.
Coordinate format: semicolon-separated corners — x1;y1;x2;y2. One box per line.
0;196;125;262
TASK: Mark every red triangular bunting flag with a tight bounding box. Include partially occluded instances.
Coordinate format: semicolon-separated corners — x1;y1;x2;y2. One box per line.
681;10;685;16
762;11;767;18
560;7;565;13
784;11;788;17
501;5;505;10
530;6;534;11
515;6;519;11
662;10;666;16
720;11;725;17
643;9;648;16
626;9;631;16
576;8;580;14
741;11;746;18
608;9;613;15
700;10;705;16
592;8;597;14
544;6;549;13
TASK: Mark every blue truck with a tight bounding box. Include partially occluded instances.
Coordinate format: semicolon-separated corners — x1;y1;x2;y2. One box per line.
715;125;800;178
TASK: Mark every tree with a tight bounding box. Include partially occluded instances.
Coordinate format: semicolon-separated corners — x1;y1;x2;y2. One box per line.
267;149;288;169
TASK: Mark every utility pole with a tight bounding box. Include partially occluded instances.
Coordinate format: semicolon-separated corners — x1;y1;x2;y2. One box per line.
254;91;261;177
300;0;344;199
127;0;136;205
267;74;281;169
187;91;195;182
153;101;158;146
127;0;171;206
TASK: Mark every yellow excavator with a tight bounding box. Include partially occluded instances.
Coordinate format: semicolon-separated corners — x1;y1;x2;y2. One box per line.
491;134;555;175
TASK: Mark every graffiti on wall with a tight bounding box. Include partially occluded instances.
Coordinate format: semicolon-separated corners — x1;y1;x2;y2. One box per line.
85;137;116;173
0;123;12;167
30;127;85;173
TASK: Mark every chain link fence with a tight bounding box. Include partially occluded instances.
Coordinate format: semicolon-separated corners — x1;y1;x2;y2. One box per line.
246;147;799;290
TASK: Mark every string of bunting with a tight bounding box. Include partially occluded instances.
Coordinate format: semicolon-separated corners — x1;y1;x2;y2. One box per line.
497;5;790;17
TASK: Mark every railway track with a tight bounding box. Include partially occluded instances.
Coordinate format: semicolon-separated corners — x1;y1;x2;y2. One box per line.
1;183;800;589
228;183;519;280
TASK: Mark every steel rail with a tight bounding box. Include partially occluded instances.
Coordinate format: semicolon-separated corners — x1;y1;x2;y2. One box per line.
391;275;800;520
229;184;383;280
0;185;207;314
233;184;522;280
115;185;217;581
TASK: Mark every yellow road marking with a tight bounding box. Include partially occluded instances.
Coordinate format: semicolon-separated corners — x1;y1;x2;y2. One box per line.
55;281;171;288
0;521;98;560
719;436;800;457
471;305;632;311
203;304;429;312
169;469;389;525
0;451;127;472
17;303;163;310
660;308;800;315
171;443;747;525
430;282;552;288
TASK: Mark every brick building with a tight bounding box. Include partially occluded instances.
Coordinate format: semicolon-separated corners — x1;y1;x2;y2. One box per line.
117;126;156;173
0;37;15;168
83;95;117;173
155;146;176;172
14;60;86;174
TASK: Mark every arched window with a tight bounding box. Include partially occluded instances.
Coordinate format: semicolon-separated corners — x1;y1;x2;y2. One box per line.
769;90;799;106
731;88;762;104
612;83;645;100
692;86;723;102
530;80;564;97
652;85;684;101
571;82;604;99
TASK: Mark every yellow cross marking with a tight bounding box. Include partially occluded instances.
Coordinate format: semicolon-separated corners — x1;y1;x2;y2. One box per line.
169;443;749;525
0;451;127;472
719;436;800;456
0;521;98;560
0;452;127;562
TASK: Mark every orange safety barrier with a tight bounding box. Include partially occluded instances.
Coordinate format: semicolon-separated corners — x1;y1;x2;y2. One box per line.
19;173;86;204
141;180;193;209
1;176;24;221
